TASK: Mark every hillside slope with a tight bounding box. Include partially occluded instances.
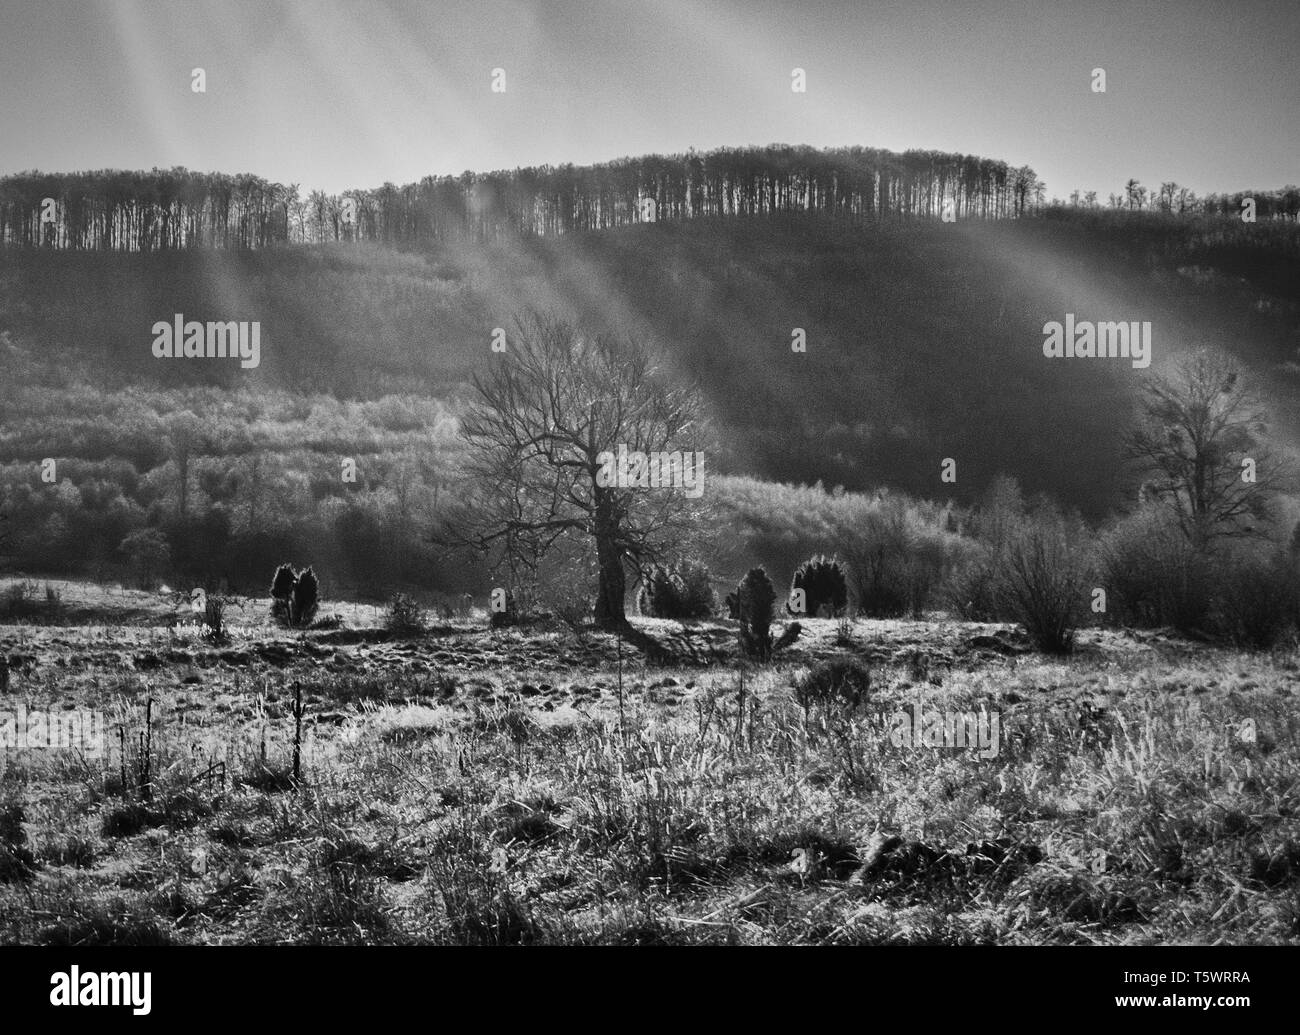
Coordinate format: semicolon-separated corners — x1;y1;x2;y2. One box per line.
1;210;1297;518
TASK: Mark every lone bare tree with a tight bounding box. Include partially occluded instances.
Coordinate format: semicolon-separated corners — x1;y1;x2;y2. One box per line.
1125;349;1284;550
449;315;712;630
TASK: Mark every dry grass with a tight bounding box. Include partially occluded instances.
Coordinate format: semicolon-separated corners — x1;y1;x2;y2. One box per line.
1;601;1298;944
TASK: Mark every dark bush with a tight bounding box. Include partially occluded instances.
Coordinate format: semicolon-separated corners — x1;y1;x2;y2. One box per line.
732;567;800;660
270;563;297;626
838;498;956;618
269;564;321;628
637;559;716;620
794;657;872;713
1100;505;1212;631
292;567;320;627
789;554;847;617
735;567;776;658
1208;548;1298;649
724;590;740;619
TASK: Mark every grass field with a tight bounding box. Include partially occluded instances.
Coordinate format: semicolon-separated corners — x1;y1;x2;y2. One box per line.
1;578;1297;945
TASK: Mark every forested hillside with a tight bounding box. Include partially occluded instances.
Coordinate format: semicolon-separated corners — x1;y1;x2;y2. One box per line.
2;158;1298;596
1;145;1045;250
5;144;1296;251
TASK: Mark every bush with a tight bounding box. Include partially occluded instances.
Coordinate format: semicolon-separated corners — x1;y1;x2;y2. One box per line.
735;567;776;658
789;554;847;617
201;594;229;642
732;567;800;660
837;495;957;618
292;567;320;627
794;657;872;713
724;589;740;619
1208;547;1298;649
119;528;170;589
945;547;1004;621
270;563;297;626
637;559;716;620
385;593;427;637
998;508;1092;654
269;564;320;628
1100;504;1213;631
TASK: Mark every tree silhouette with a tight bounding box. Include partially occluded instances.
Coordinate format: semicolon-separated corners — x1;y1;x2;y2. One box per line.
0;145;1045;251
447;314;711;629
1125;350;1285;550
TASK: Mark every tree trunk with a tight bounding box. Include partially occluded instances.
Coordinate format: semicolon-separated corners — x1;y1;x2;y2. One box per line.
592;493;626;629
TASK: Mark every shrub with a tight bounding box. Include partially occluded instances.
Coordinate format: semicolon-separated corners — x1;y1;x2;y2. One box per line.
794;657;872;713
637;559;716;620
269;564;321;628
1100;504;1213;631
119;528;170;589
270;563;297;625
638;567;674;616
789;554;847;617
945;547;1004;621
385;593;427;637
1208;547;1298;649
735;567;776;658
837;495;957;618
292;567;320;627
998;508;1092;654
201;594;229;642
732;567;801;660
834;614;854;646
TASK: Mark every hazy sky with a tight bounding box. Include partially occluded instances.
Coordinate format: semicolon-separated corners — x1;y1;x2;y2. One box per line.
1;0;1295;198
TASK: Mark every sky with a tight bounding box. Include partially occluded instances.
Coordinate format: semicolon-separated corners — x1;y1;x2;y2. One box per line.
0;0;1295;199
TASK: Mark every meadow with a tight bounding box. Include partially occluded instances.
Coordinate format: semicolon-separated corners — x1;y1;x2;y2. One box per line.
1;580;1296;945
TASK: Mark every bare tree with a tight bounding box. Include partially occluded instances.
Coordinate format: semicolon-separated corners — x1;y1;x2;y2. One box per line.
1125;350;1285;550
1125;178;1143;210
447;314;712;629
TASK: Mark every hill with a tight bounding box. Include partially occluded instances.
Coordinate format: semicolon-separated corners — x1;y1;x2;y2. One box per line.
3;208;1298;524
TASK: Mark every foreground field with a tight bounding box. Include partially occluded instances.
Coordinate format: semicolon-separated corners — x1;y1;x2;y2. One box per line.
1;582;1298;945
